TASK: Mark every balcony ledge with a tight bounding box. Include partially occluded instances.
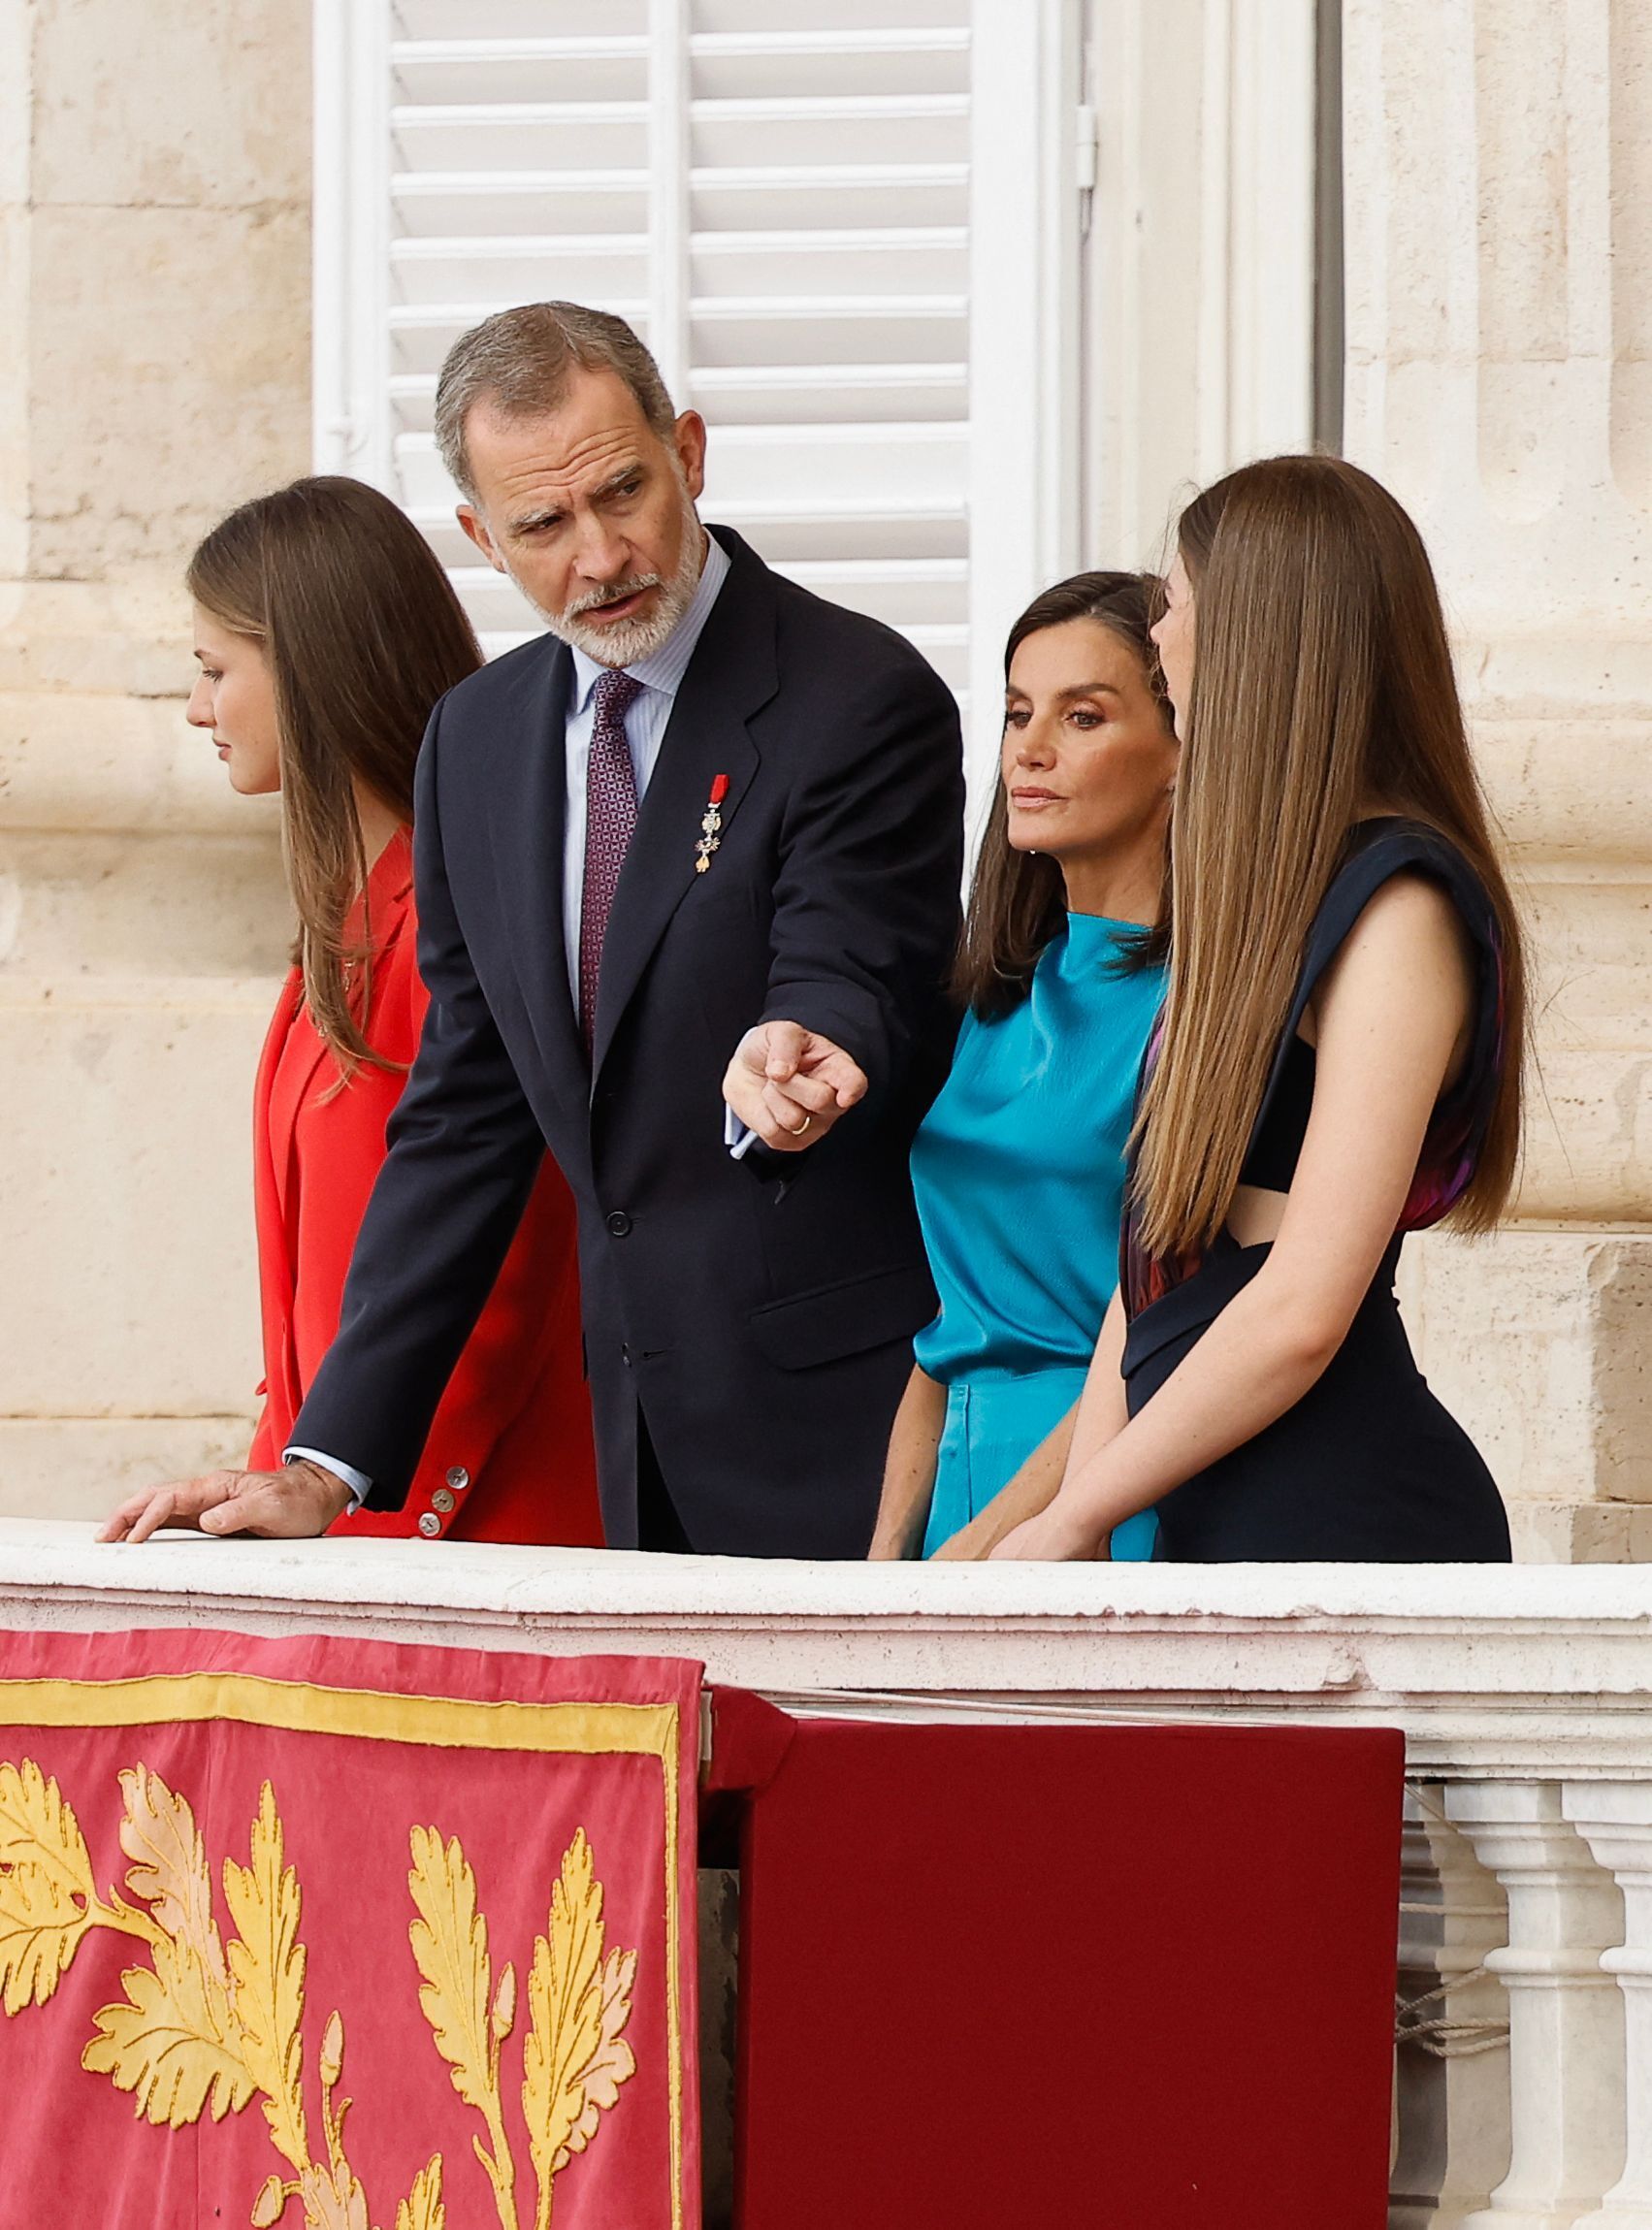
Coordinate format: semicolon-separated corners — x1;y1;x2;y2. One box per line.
3;1518;1650;1779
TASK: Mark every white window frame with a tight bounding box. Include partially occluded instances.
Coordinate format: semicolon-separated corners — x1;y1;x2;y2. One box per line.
1085;0;1321;568
965;0;1087;767
312;0;393;488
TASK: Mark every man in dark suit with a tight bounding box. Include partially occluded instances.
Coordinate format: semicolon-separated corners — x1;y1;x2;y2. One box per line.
105;302;963;1556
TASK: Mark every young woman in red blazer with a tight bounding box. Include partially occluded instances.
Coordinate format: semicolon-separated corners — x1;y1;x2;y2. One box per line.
106;476;599;1546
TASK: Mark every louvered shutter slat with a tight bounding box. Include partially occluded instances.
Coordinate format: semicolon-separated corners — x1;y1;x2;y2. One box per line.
394;106;652;173
392;178;650;240
397;1;649;39
696;0;967;30
390;237;652;309
392;41;652;107
694;365;968;428
692;31;968;101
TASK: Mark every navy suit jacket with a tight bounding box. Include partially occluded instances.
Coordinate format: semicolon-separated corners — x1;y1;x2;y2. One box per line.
293;526;965;1555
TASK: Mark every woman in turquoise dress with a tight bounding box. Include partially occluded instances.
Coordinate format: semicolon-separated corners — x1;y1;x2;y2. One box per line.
869;572;1178;1560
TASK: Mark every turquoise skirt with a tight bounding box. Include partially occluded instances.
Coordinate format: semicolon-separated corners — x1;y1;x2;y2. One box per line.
922;1368;1158;1561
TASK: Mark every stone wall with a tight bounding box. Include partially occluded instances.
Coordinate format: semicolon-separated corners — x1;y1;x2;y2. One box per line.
1344;0;1652;1558
0;0;309;1515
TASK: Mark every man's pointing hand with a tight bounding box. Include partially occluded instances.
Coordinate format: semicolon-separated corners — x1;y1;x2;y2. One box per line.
722;1019;868;1154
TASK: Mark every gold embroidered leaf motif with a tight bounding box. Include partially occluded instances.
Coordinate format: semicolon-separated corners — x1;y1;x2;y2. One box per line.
0;1759;97;2011
250;2173;287;2228
407;1830;521;2230
0;1856;94;2016
119;1764;232;1992
553;1947;637;2172
406;1828;495;2117
222;1783;308;2170
393;2156;446;2230
297;2159;371;2230
82;1927;257;2123
522;1829;606;2197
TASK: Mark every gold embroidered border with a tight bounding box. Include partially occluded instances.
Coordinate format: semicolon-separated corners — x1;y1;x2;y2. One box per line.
0;1670;687;2230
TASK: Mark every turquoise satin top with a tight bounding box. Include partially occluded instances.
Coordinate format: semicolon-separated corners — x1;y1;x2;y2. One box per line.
912;914;1166;1384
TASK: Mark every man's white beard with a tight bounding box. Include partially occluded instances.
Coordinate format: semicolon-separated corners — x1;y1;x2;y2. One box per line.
525;503;706;667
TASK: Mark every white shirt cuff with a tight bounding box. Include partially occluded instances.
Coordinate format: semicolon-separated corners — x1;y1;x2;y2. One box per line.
285;1445;370;1510
724;1107;760;1161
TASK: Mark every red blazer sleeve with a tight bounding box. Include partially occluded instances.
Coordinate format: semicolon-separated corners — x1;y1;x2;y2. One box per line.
269;861;596;1543
247;970;306;1472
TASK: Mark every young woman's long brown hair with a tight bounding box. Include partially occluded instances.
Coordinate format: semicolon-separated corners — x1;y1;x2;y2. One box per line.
1133;454;1525;1261
187;476;481;1076
955;570;1171;1019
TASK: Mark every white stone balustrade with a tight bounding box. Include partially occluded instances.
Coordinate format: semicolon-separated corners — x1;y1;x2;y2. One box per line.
1445;1786;1625;2229
2;1519;1651;2224
1393;1792;1511;2228
1563;1788;1652;2229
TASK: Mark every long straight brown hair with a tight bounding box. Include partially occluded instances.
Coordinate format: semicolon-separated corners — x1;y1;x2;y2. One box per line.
1133;454;1526;1260
955;570;1172;1019
187;476;481;1077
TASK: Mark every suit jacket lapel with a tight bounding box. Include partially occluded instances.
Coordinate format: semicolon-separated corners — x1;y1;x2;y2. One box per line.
591;536;777;1081
269;844;416;1166
263;853;412;1422
487;634;587;1101
254;975;306;1390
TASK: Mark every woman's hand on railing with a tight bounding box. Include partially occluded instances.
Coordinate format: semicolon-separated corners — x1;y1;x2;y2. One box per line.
989;1502;1111;1561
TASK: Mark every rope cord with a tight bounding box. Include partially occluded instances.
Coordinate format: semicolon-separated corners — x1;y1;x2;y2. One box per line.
1396;1778;1510;2058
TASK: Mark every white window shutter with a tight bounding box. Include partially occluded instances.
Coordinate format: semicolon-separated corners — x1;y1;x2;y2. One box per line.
314;2;1085;761
315;4;1325;770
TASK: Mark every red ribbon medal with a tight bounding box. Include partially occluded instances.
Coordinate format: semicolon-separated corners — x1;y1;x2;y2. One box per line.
696;773;730;873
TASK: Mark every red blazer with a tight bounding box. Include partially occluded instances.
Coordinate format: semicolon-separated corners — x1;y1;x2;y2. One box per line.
246;830;601;1544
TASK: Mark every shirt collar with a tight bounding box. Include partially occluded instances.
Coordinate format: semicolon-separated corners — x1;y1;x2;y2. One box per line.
567;529;731;715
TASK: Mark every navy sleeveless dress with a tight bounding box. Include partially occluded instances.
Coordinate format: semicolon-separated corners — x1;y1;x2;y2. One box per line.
1119;820;1513;1563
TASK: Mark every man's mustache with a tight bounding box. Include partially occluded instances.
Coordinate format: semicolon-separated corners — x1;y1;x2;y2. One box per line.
565;575;662;620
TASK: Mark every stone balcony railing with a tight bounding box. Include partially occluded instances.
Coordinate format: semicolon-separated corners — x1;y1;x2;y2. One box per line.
3;1516;1651;2228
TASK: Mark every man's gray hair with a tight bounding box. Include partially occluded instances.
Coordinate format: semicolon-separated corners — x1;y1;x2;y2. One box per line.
434;302;678;501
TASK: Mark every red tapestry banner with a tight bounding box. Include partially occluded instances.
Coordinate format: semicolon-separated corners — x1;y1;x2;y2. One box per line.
0;1626;702;2230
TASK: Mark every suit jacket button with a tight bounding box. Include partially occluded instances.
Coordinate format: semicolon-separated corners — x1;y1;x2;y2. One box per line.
605;1210;632;1237
445;1466;470;1491
417;1511;441;1537
432;1488;456;1513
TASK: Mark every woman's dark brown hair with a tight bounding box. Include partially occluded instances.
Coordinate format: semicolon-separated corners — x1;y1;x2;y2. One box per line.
1133;453;1527;1258
954;569;1173;1020
187;475;481;1077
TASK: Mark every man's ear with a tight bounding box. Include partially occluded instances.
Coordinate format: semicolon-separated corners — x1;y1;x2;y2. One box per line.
457;503;507;575
673;411;708;503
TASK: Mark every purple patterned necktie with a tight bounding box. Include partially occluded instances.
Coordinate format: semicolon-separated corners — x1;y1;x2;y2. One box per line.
579;666;645;1050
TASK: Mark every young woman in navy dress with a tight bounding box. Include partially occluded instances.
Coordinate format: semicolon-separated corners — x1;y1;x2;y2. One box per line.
975;457;1524;1563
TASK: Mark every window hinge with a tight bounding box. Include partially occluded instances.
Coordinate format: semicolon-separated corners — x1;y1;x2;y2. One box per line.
1076;101;1098;238
1075;102;1098;193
